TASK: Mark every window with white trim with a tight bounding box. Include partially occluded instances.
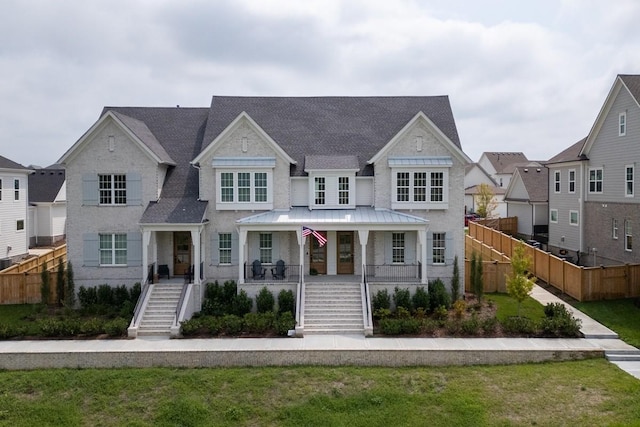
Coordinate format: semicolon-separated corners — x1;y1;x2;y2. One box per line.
569;210;579;226
16;219;24;231
612;219;618;239
338;176;349;205
568;169;575;193
0;178;3;201
392;232;405;263
430;172;444;202
218;171;271;206
314;177;326;205
14;179;20;201
554;171;561;193
550;209;558;223
219;233;232;264
254;172;267;202
619;112;626;136
99;174;127;205
625;165;634;197
414;172;426;202
432;232;445;265
99;233;127;265
259;233;272;264
625;220;632;252
396;172;409;202
393;170;448;207
589;168;603;193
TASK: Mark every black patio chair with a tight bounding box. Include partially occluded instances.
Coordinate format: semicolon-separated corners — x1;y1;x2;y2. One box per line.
271;260;287;280
158;264;170;280
252;259;266;280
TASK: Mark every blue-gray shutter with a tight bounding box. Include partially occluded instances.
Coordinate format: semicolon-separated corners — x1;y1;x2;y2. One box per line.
126;173;142;206
445;233;454;265
384;232;392;264
427;232;434;265
231;231;239;265
405;232;416;264
211;233;219;265
127;232;142;266
83;233;99;267
82;174;98;206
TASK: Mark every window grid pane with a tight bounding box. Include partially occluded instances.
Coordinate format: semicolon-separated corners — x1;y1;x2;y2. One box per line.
392;232;405;263
626;166;634;196
414;172;426;202
315;177;325;205
338;177;349;205
430;172;444;202
570;211;579;225
221;172;234;202
255;173;267;202
397;172;409;202
99;175;112;204
613;219;618;239
554;171;560;193
625;220;632;251
113;175;126;204
238;172;251;202
433;232;445;264
219;233;232;264
589;169;603;193
14;179;19;201
259;233;272;264
568;170;575;193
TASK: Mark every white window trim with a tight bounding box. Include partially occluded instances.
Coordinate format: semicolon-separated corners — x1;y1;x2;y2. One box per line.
432;232;446;265
216;169;273;210
16;219;25;232
568;169;576;194
99;233;127;266
588;167;603;194
554;171;561;194
612;218;618;240
259;232;273;264
569;210;579;226
391;167;449;210
307;172;356;209
218;233;232;265
625;164;634;198
99;174;127;206
624;220;632;252
391;232;405;264
550;209;558;223
13;178;20;201
619;111;627;136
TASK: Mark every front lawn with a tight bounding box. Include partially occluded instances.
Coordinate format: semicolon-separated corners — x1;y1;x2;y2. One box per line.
484;292;546;321
574;298;640;348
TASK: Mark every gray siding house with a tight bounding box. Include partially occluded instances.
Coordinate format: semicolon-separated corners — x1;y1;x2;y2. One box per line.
59;96;471;336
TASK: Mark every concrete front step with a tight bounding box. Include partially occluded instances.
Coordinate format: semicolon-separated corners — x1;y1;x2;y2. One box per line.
606;350;640;362
303;282;365;336
304;328;365;334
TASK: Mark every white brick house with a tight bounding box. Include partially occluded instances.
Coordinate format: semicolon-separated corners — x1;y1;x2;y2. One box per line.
59;97;471;336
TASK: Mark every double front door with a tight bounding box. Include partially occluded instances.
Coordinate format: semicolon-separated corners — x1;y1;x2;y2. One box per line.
309;231;354;275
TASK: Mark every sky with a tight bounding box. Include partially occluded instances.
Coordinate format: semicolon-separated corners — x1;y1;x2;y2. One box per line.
1;0;640;168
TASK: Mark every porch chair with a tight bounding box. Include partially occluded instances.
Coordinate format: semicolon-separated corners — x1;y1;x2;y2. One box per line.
158;264;170;280
252;259;266;280
271;260;287;280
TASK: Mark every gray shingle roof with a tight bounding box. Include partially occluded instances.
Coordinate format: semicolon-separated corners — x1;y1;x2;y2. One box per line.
304;155;359;170
511;166;548;203
483;152;529;174
619;75;640;103
29;168;65;203
139;198;208;224
110;111;176;166
202;96;461;176
0;155;29;171
546;138;587;164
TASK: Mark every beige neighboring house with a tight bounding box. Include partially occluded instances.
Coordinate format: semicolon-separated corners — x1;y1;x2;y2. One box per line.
464;162;507;217
0;155;33;267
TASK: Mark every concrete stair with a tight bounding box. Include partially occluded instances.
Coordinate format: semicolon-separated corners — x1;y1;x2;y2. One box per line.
303;282;364;335
138;284;183;337
606;349;640;362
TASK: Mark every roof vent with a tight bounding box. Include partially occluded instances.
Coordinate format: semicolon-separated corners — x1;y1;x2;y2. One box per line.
536;168;541;172
524;168;528;173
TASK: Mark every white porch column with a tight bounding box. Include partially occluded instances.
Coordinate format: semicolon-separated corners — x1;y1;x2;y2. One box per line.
238;228;247;284
418;227;428;284
142;229;151;284
357;228;369;283
296;227;305;284
190;228;201;285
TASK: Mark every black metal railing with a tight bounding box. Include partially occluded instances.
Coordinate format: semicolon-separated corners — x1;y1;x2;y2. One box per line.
364;263;422;282
244;263;301;282
174;282;189;326
132;281;151;326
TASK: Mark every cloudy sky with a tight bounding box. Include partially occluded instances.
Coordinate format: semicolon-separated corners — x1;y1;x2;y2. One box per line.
1;0;639;168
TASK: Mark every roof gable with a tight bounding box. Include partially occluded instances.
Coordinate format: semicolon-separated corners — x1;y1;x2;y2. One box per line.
29;168;65;203
546;137;587;165
505;166;548;203
480;152;529;174
0;155;31;173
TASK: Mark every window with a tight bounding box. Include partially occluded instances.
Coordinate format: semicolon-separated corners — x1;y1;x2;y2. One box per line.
219;171;270;204
414;172;426;202
99;174;126;205
569;210;579;226
219;233;232;264
626;165;634;197
220;172;234;202
550;209;558;223
259;233;272;264
14;179;19;201
16;219;24;231
392;232;405;263
430;172;444;202
613;219;619;239
338;177;349;205
554;171;561;193
0;178;2;200
396;172;409;202
238;172;250;202
314;177;326;205
255;173;267;202
99;233;127;265
619;112;627;136
568;169;576;194
432;233;445;264
589;168;603;193
625;220;632;252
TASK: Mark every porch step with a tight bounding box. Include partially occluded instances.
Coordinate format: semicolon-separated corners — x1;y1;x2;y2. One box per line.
606;350;640;362
303;282;365;335
137;284;184;337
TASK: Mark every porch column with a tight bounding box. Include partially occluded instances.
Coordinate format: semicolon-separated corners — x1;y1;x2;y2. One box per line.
142;229;151;284
238;228;247;284
190;228;201;285
296;227;305;285
418;227;428;284
357;228;369;283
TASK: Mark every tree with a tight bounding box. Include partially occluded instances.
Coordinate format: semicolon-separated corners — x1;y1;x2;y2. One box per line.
470;251;484;303
40;260;50;305
506;241;536;317
65;262;76;308
476;183;497;219
56;258;66;306
451;255;461;301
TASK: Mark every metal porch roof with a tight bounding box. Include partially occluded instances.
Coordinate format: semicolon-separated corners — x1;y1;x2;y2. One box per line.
236;207;428;226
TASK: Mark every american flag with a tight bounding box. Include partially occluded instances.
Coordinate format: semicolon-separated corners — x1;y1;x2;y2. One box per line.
302;226;327;247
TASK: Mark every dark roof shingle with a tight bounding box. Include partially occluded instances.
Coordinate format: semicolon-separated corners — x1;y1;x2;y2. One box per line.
29;168;65;203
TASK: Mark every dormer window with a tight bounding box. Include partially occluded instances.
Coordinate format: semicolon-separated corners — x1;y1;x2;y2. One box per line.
305;155;358;209
389;156;452;210
213;157;275;210
619;112;626;136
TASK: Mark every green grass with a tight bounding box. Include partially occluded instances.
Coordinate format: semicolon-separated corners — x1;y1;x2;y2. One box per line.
484;292;546;321
574;299;640;348
0;304;43;334
0;361;639;426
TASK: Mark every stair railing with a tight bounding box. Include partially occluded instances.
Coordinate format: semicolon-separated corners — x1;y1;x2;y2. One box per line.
174;282;189;327
361;263;373;333
132;281;151;327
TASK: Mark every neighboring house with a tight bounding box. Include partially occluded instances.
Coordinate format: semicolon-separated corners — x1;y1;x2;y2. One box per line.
545;138;587;262
504;166;549;241
0;155;33;266
547;75;640;266
464;163;507;217
28;167;66;247
477;151;539;189
58;96;471;334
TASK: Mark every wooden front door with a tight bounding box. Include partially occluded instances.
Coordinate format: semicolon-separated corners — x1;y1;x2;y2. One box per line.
337;231;354;274
173;231;191;276
309;231;327;275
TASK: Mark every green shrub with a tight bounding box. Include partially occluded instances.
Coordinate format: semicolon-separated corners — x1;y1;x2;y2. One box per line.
274;311;295;336
373;308;392;320
41;261;50;305
411;287;430;312
223;281;238;307
277;289;295;314
96;284;114;306
202;316;223;335
400;318;421;334
372;289;390;311
452;299;467;319
481;317;499;334
129;282;141;304
420;318;439;335
256;287;275;313
113;285;130;307
379;318;402;335
80;318;104;335
78;286;97;309
202;298;225;317
502;316;537;335
395;306;411;319
244;312;275;334
181;318;204;336
104;318;129;337
231;290;253;316
119;300;135;318
461;314;480;335
428;279;451;311
221;315;244;335
433;305;449;321
540;303;582;337
37;318;82;337
0;324;26;339
393;287;412;311
543;302;570;319
445;319;462;335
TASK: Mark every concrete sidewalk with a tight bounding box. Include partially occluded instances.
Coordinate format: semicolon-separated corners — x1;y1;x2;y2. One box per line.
0;285;637;379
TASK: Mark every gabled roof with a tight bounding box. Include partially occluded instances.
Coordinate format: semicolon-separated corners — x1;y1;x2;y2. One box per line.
201;96;462;176
505;166;548;203
109;111;176;166
546;138;588;164
465;184;506;196
619;74;640;104
305;155;359;171
29;168;65;203
482;152;529;174
0;155;30;172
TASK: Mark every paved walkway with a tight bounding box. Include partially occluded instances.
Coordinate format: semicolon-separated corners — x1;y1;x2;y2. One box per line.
0;285;638;379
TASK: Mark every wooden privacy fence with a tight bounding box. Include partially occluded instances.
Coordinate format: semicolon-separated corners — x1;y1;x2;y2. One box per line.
467;222;640;301
0;272;61;305
474;216;518;236
1;244;67;274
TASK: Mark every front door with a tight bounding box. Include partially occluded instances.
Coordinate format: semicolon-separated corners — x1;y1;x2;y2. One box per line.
309;231;327;275
337;231;354;274
174;231;191;276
